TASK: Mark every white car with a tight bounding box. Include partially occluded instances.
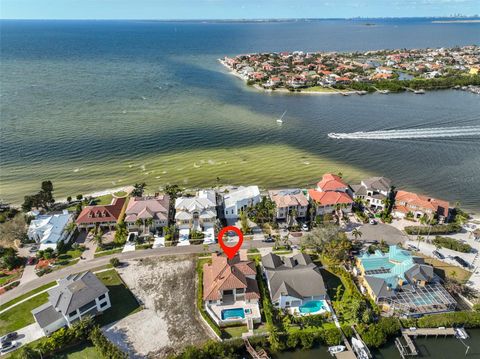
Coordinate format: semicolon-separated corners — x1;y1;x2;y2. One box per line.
369;219;377;225
301;223;309;231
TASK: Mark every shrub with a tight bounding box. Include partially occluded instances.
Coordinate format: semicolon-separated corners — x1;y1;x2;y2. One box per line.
404;223;461;235
110;257;121;267
432;236;472;253
89;326;126;358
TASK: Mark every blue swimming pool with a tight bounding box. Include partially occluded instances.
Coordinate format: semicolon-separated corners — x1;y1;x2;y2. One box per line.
299;300;328;314
221;308;245;320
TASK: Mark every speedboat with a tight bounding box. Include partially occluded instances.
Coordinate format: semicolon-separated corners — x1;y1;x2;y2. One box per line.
328;133;342;139
277;110;287;124
455;327;469;339
328;345;346;355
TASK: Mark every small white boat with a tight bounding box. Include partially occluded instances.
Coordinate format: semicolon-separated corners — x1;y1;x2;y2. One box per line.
357;90;368;95
328;345;346;355
378;89;390;94
414;89;425;94
277;110;287;124
455;327;469;339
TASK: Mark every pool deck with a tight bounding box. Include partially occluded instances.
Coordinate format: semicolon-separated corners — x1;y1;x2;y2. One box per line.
207;300;261;326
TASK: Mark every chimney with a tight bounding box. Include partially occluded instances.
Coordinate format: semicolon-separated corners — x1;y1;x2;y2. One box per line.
239;249;248;261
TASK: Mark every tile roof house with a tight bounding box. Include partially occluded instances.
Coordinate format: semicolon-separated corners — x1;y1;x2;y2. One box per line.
268;189;308;222
261;253;328;315
393;190;451;222
27;210;74;250
76;197;126;230
351;176;392;210
31;271;111;335
222;186;261;220
355;246;456;316
203;251;261;326
308;173;353;216
125;194;170;234
175;190;217;232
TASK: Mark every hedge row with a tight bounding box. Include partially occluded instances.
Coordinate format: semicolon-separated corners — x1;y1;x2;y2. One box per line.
432;236;472;253
404;223;461;235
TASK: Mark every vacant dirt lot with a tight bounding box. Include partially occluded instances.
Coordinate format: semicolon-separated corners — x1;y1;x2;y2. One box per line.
102;255;213;358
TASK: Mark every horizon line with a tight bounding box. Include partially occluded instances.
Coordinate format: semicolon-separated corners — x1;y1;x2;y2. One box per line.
1;15;480;21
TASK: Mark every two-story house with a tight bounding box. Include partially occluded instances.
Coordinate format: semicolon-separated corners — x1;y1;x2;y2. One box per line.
27;210;74;250
307;173;353;216
261;253;329;316
203;251;261;326
175;190;217;245
222;186;261;220
31;271;111;335
124;194;170;235
76;197;126;231
393;190;451;222
351;176;392;210
268;189;308;225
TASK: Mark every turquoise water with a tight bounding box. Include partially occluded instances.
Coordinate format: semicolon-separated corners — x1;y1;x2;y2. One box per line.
299;300;327;314
221;308;245;320
1;19;479;211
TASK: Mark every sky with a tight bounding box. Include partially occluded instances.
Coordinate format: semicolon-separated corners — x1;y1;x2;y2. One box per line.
0;0;479;20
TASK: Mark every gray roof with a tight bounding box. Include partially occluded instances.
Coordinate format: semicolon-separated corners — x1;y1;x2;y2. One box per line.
362;177;392;193
351;184;367;196
364;276;396;299
31;303;64;328
262;253;327;301
404;264;435;283
48;271;108;315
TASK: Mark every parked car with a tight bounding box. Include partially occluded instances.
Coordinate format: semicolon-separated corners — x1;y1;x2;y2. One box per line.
369;219;377;225
301;223;309;231
28;246;39;253
27;256;36;265
0;340;17;353
453;256;470;268
263;236;274;243
432;250;445;260
408;244;419;252
0;332;17;344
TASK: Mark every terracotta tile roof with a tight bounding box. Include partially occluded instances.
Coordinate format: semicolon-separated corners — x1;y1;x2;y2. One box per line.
394;190;450;217
76;197;126;225
308;189;353;206
125;194;170;222
203;252;260;301
317;173;348;192
269;189;308;208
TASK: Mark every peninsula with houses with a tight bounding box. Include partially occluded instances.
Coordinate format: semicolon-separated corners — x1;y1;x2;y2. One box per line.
220;45;480;95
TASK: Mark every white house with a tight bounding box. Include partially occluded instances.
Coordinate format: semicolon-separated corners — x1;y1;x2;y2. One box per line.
351;176;392;210
27;210;74;250
31;271;111;336
222;186;261;220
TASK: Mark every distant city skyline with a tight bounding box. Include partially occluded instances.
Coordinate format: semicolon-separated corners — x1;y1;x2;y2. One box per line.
1;0;479;20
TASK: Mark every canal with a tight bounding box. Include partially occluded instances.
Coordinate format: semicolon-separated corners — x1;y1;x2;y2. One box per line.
274;328;480;358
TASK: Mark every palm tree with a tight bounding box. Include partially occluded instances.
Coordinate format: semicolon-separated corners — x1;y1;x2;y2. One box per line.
65;222;77;234
93;231;103;249
135;218;143;232
145;218;154;234
352;228;362;241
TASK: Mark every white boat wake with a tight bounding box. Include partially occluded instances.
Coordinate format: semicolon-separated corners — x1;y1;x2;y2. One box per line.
328;125;480;140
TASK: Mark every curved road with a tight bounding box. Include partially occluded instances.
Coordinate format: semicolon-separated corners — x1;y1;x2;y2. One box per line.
1;240;280;303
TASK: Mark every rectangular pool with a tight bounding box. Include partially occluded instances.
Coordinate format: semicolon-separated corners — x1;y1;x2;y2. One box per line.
221;308;245;320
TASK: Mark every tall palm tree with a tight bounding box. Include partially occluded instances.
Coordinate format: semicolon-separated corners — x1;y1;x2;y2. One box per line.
145;218;154;234
352;228;362;241
135;218;143;232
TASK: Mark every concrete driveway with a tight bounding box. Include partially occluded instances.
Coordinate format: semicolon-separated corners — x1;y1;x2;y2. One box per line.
3;323;44;355
19;264;37;285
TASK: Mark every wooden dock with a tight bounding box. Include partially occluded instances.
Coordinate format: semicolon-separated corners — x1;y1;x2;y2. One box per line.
244;338;270;359
402;327;456;338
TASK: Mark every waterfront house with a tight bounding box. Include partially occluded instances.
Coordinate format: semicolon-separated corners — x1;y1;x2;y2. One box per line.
307;173;353;216
203;251;261;327
175;190;217;244
27;210;74;250
125;194;170;235
222;186;261;220
393;190;451;222
31;271;111;336
355;246;456;316
268;189;308;224
351;176;392;211
261;253;329;316
76;197;126;231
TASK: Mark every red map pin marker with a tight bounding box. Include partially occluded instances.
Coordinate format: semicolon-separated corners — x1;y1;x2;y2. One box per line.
217;226;244;259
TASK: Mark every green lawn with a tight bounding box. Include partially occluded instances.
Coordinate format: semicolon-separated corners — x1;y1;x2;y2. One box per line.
51;342;100;359
301;86;339;93
0;282;57;311
0;273;20;287
95;269;141;326
113;191;128;197
94;248;123;258
222;325;248;338
0;292;49;335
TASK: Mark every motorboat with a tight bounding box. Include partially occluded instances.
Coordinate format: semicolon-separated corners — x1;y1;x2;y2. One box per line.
328;345;346;355
328;133;341;139
357;90;368;95
455;327;469;339
351;338;370;359
414;89;425;94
